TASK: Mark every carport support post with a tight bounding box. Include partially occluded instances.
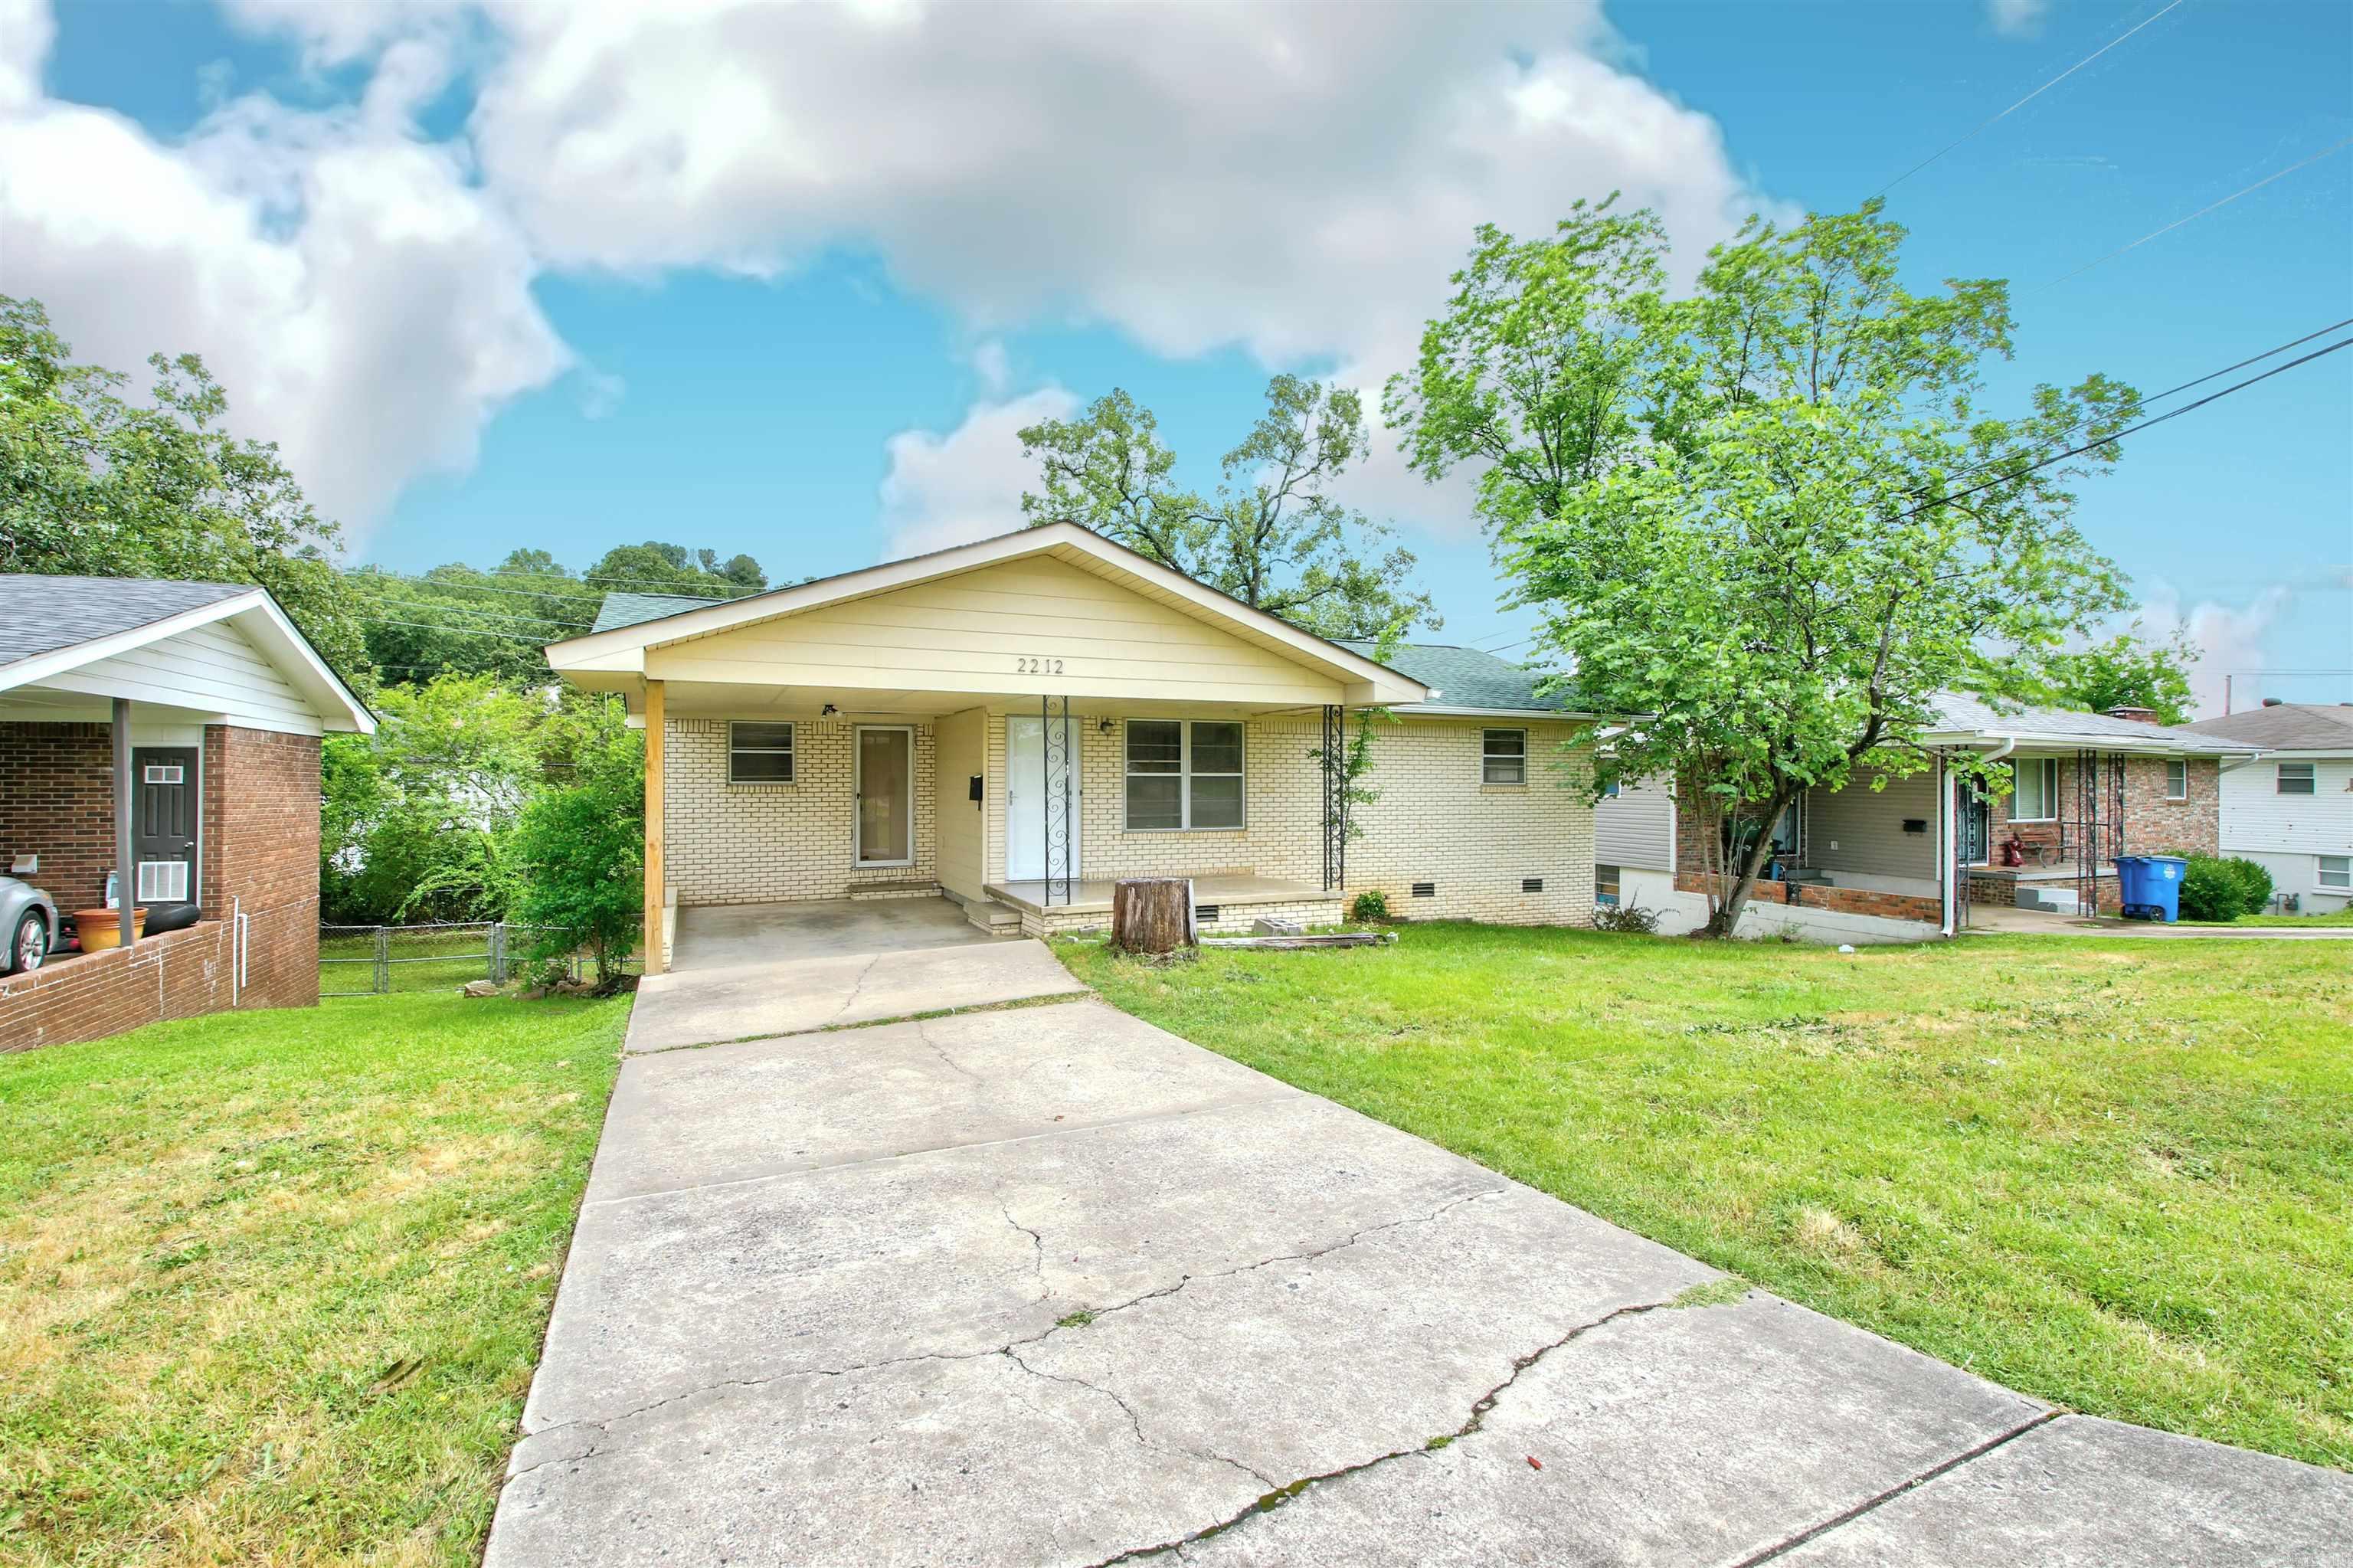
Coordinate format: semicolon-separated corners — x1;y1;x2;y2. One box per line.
643;679;666;977
112;697;136;949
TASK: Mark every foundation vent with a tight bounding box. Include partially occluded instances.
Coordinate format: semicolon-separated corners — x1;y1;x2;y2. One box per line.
1411;882;1436;899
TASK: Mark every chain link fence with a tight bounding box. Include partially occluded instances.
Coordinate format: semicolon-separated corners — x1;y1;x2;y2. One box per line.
319;921;638;997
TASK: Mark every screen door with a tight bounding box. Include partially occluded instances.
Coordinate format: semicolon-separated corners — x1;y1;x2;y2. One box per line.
856;726;914;866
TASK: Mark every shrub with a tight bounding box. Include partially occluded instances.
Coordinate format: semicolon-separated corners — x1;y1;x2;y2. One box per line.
1593;901;1661;935
511;727;644;988
2178;854;2273;921
1350;889;1390;923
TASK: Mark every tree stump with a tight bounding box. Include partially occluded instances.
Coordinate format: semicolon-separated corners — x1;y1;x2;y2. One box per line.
1111;878;1196;954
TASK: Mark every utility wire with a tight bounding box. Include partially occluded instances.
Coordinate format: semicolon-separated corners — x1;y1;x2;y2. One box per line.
1870;0;2190;199
2044;136;2353;287
365;617;570;643
362;602;594;631
353;568;767;600
1890;335;2352;522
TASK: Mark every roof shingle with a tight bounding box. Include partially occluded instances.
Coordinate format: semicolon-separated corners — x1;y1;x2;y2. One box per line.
2175;703;2353;751
0;575;256;669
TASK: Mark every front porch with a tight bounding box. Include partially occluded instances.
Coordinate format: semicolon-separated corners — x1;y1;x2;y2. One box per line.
984;872;1342;938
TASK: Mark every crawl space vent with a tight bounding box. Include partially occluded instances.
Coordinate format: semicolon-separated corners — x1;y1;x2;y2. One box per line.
1193;905;1221;923
1521;877;1544;893
1411;882;1436;899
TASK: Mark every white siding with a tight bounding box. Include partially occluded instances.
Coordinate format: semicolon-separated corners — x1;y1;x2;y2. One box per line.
1594;780;1674;870
38;622;322;735
2217;755;2353;858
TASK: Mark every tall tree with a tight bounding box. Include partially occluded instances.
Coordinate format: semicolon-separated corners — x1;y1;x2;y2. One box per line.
2038;626;2200;725
0;295;367;680
1019;375;1436;640
584;541;767;598
1389;202;2137;935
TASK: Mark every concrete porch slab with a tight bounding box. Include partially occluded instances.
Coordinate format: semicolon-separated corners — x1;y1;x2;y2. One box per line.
669;895;994;971
623;938;1088;1052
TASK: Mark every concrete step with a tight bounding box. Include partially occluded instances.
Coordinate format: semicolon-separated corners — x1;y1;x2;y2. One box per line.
846;882;942;902
965;900;1023;933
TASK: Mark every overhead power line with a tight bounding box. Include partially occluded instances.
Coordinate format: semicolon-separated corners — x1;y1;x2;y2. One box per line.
1870;0;2190;199
353;567;768;600
364;617;572;643
362;601;593;631
2046;136;2353;288
1890;334;2351;522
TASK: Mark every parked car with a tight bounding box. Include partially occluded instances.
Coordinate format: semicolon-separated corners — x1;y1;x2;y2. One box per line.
2;873;59;974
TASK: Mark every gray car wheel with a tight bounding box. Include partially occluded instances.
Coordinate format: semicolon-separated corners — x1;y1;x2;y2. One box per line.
8;911;45;974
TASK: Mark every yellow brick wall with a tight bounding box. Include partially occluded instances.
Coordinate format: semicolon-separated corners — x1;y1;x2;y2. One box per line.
1349;717;1598;925
663;718;938;905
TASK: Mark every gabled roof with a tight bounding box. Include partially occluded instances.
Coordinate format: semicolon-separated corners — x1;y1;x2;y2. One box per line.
552;522;1428;705
589;591;731;634
0;577;254;666
1925;692;2260;755
0;574;375;733
1337;641;1602;719
2174;702;2353;752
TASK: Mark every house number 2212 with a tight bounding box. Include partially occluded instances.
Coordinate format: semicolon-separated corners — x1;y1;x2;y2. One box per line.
1016;656;1065;675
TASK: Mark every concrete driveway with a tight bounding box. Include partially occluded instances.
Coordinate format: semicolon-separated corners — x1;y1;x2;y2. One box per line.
489;945;2347;1566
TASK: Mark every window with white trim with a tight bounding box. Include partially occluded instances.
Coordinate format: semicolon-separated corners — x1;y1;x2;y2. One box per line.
1124;720;1244;830
728;722;794;784
2164;760;2187;800
2319;855;2351;891
2278;761;2316;795
1595;863;1622;907
2012;757;2060;821
1482;728;1527;785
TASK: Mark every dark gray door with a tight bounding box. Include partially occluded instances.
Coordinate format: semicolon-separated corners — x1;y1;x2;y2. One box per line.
132;746;199;905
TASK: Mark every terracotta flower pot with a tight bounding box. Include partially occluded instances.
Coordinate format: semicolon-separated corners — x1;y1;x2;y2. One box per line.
74;908;146;951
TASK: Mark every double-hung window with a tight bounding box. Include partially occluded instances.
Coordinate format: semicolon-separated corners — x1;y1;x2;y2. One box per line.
728;722;794;784
2165;760;2188;800
2278;762;2316;795
1595;864;1622;907
1482;728;1527;785
2319;856;2351;891
1124;720;1244;830
2012;757;2060;821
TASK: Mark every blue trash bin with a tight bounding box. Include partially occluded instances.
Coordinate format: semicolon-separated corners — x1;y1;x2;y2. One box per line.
2114;854;2186;922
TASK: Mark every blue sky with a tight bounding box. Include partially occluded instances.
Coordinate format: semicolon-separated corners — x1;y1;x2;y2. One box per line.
8;0;2349;713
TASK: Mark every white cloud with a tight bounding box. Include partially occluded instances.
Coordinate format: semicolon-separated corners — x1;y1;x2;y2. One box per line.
2129;585;2291;719
0;0;565;541
879;386;1075;559
1987;0;2047;38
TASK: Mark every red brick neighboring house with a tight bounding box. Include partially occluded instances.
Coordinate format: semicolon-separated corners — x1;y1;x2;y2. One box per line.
1654;694;2265;940
0;577;374;1050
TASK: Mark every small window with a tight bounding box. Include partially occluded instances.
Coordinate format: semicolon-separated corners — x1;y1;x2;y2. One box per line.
2011;757;2060;821
2165;760;2187;800
1482;728;1527;785
728;721;794;784
2320;856;2351;891
1601;778;1622;798
1521;877;1544;894
142;763;185;785
2278;762;2316;796
1125;720;1245;830
1595;864;1622;907
1411;882;1436;899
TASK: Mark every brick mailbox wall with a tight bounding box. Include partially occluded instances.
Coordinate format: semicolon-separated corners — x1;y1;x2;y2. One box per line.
0;722;321;1051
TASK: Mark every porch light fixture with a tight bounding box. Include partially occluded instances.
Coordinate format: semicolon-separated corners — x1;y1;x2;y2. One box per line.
1097;717;1114;734
821;703;838;715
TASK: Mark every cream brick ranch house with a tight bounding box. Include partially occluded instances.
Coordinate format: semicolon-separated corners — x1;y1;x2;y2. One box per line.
545;523;1605;971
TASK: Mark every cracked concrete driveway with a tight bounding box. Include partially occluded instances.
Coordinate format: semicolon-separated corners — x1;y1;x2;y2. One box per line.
488;951;2348;1567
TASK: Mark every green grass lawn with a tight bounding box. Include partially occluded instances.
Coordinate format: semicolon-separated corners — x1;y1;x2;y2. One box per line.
1062;925;2353;1471
2177;908;2353;928
0;992;628;1566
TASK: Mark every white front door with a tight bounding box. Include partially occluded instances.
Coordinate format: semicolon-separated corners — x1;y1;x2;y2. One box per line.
1003;716;1077;882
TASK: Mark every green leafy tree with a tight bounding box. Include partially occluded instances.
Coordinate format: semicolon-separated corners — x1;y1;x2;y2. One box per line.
349;561;601;688
0;295;367;681
584;542;764;598
512;719;645;988
2038;625;2199;725
1389;201;2137;935
1019;375;1437;640
319;674;635;923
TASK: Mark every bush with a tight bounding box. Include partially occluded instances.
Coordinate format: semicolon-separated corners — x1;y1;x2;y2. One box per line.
511;727;645;987
2178;854;2273;921
1350;889;1390;923
1593;901;1661;935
